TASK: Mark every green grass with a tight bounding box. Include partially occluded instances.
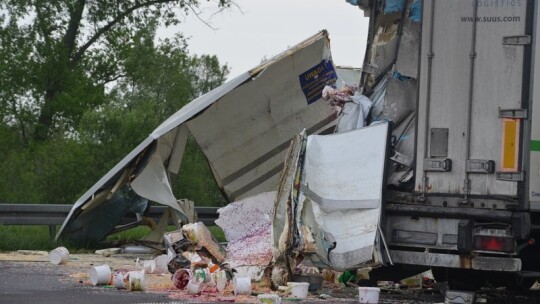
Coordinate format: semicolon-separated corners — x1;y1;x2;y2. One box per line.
0;225;226;252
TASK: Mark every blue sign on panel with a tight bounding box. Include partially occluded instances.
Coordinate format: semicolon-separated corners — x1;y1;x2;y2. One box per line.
299;60;337;105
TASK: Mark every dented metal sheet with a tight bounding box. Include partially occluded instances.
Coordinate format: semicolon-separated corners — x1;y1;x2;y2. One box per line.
186;32;338;201
57;30;339;242
274;124;389;272
384;76;417;125
301;123;389;270
396;19;420;78
216;192;275;280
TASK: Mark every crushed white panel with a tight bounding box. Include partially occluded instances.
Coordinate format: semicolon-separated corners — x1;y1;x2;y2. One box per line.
131;153;179;211
57;30;336;241
301;123;389;269
216;192;276;270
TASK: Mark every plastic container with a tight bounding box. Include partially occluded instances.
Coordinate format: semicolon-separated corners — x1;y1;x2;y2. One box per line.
214;270;227;294
89;265;112;286
49;247;69;265
358;287;380;304
113;272;127;289
143;260;156;274
292;274;324;291
287;282;309;299
153;254;169;274
173;269;193;289
194;268;212;283
233;276;252;296
186;279;201;295
128;270;146;291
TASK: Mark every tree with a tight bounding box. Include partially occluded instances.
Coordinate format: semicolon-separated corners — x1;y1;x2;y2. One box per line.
0;0;232;143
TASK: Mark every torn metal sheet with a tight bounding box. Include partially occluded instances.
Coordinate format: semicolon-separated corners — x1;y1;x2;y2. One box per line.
370;25;399;81
217;192;275;267
186;33;338;201
273;123;390;272
384;75;417;125
335;66;362;88
396;19;420;78
62;185;148;244
57;30;339;243
215;192;275;281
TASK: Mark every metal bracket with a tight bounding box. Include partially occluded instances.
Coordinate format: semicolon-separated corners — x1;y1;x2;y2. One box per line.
424;158;452;172
466;159;495;174
496;172;524;182
499;108;528;119
502;35;531;45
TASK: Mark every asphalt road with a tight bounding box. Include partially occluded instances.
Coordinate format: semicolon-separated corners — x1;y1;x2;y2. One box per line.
0;261;169;304
2;259;540;304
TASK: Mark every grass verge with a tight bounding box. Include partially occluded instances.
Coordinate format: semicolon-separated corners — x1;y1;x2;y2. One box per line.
0;224;226;252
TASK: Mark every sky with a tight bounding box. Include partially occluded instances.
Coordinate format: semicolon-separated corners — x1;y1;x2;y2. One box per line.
158;0;370;79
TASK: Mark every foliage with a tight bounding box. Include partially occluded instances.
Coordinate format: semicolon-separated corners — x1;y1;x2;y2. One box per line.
0;1;231;206
0;225;225;251
0;0;232;142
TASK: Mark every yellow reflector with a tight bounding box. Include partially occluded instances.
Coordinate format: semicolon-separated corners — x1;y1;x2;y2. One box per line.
500;118;520;172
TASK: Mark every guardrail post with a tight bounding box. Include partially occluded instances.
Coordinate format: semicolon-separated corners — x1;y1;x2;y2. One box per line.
49;225;57;242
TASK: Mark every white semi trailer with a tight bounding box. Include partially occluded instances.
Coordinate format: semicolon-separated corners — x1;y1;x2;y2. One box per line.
352;0;540;289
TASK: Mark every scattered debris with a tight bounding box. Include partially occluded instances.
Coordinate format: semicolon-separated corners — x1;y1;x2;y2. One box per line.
445;290;475;304
17;250;49;256
95;248;121;257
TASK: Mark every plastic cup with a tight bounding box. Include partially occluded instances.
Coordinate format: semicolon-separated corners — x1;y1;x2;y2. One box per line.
233;276;252;296
287;282;309;299
89;265;112;286
127;270;146;291
49;247;69;265
358;287;380;304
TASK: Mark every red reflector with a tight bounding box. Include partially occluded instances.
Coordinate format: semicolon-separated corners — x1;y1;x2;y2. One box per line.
482;237;503;251
473;235;515;253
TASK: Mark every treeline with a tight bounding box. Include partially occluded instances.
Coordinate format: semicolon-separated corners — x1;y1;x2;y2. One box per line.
0;1;232;206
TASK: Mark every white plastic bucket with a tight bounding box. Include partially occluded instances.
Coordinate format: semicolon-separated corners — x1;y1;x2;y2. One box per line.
127;270;146;291
287;282;309;299
233;276;252;296
186;279;201;295
49;247;69;265
257;293;282;303
215;270;227;294
89;265;112;286
173;269;193;289
153;254;169;274
113;272;127;289
358;287;380;304
143;260;156;274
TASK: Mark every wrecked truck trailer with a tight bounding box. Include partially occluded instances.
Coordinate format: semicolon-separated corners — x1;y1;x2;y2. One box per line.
56;30;343;244
344;0;540;290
